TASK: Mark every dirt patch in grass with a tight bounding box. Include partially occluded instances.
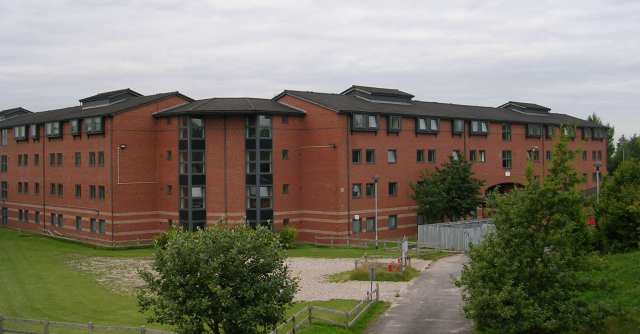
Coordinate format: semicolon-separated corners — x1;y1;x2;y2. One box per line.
66;255;153;295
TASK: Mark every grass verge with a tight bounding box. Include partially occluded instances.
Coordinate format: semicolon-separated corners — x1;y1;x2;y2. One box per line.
328;266;420;283
287;243;449;260
298;301;390;334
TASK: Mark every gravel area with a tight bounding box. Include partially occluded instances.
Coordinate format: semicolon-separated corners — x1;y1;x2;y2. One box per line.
288;257;432;302
67;256;432;302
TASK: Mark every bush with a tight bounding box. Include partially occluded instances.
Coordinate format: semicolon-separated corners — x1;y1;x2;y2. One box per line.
278;227;298;249
137;224;298;334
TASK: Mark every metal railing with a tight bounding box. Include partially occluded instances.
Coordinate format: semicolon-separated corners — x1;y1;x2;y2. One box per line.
418;219;495;252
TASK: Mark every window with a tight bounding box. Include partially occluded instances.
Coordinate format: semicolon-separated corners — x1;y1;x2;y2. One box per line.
166;150;172;161
545;125;556;139
30;125;39;139
416;149;425;163
352;149;362;164
452;150;461;161
352;218;361;233
18;209;23;222
592;151;597;161
35;211;40;224
283;218;289;226
546;150;552;161
427;149;436;163
90;185;96;199
581;127;592;140
56;153;63;166
57;184;63;197
75;184;81;198
469;150;477;161
388;215;398;230
98;151;104;167
352;183;362;198
282;149;289;160
34;183;39;194
416;118;439;133
14;126;27;141
282;184;289;195
50;213;55;226
351;113;378;131
89;152;96;167
246;151;256;174
526;124;543;138
561;126;576;139
593;127;606;140
502;124;511;141
34;153;39;166
258;151;271;174
452;119;464;135
366;217;376;232
1;182;7;200
18;182;23;194
582;151;588;161
75;216;82;231
74;152;81;167
0;129;7;146
365;183;375;197
166;185;172;195
45;122;61;138
597;150;603;161
49;153;55;167
98;219;106;234
86;117;104;134
388;116;401;133
527;149;540;161
470;121;489;135
57;214;63;227
0;155;7;172
282;115;288;124
479;150;486;163
70;119;81;135
49;183;56;195
366;149;375;164
24;182;28;194
387;149;397;164
388;182;398;197
502;151;512;169
90;218;97;233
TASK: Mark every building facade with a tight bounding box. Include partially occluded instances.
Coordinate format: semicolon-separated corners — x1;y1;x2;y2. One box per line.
0;85;608;246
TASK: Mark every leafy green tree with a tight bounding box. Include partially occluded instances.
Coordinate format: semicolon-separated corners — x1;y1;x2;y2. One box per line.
411;158;484;223
596;159;640;252
587;113;615;171
137;224;298;334
456;140;606;334
608;135;640;174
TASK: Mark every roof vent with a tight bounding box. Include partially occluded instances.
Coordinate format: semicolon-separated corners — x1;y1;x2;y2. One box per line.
499;101;551;115
80;88;143;109
341;85;414;104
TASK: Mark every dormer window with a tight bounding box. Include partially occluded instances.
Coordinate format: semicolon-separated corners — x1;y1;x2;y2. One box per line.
388;116;401;133
13;126;27;141
416;117;439;134
351;113;378;131
526;124;543;138
593;127;606;140
71;119;81;136
452;120;464;135
45;122;61;138
581;127;592;140
86;117;104;134
561;126;576;139
30;125;39;139
470;121;489;136
545;125;556;139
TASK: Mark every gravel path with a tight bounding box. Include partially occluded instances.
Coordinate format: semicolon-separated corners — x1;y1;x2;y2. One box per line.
288;257;432;302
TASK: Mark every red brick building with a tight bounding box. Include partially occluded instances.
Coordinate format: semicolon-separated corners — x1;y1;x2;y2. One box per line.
0;85;608;246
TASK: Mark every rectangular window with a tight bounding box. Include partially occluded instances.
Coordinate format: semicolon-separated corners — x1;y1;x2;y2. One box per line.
452;150;461;161
526;124;543;138
34;153;39;166
479;150;486;163
57;214;63;227
365;183;375;198
74;152;81;167
86;117;104;134
416;118;439;133
50;213;55;226
89;152;96;167
90;185;96;199
30;125;39;139
0;183;6;200
246;150;256;174
427;149;436;163
545;125;556;139
75;184;81;198
0;129;7;146
34;183;39;194
90;218;97;233
13;126;27;141
56;153;63;167
416;149;425;163
24;182;28;194
470;121;489;135
166;185;172;195
282;184;289;195
0;155;7;172
71;119;81;135
502;150;512;169
561;126;576;139
582;151;588;161
388;182;398;197
366;149;375;164
546;150;552;161
581;127;592;140
257;116;271;139
282;115;288;124
35;211;40;224
352;183;362;198
75;216;82;231
592;151;597;161
388;116;401;133
18;182;23;194
57;184;63;197
593;127;606;140
527;149;540;161
98;151;104;167
452;119;464;135
45;122;61;138
166;150;172;161
469;150;477;161
352;218;361;233
49;153;55;167
281;149;289;160
387;149;397;164
98;219;106;234
597;150;603;161
388;215;398;230
50;183;56;195
366;217;376;232
352;113;378;131
352;149;362;164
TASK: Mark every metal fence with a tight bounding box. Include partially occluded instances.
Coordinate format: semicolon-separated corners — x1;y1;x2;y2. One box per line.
0;316;175;334
418;220;495;252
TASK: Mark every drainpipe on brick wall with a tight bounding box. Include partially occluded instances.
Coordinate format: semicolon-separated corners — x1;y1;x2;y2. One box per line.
223;115;228;218
41;126;46;235
110;117;115;247
346;118;352;239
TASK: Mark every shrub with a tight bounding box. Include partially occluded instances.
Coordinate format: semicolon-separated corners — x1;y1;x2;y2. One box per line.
278;226;298;249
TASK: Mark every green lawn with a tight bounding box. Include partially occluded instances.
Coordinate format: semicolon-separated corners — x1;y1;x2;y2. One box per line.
287;243;449;261
580;251;640;333
328;266;420;283
299;301;389;334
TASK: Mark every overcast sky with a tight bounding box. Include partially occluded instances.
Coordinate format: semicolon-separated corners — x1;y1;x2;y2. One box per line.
1;0;638;137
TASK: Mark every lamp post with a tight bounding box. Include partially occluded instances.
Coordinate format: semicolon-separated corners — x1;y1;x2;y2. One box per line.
373;175;379;248
594;161;602;203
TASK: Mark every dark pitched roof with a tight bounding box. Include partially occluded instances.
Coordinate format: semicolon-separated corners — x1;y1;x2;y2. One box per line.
79;88;143;103
153;97;304;117
275;90;600;127
0;91;192;129
341;85;414;98
500;101;551;112
0;107;32;120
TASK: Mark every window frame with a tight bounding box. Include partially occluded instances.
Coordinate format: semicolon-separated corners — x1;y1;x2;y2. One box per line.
470;120;489;136
416;117;439;134
86;117;104;135
351;183;362;199
502;150;512;169
387;149;397;164
526;124;543;138
70;119;81;136
387;115;401;133
45;121;62;138
452;119;464;135
351;113;378;132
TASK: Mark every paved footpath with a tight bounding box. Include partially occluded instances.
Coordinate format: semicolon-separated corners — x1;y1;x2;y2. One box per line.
366;254;472;334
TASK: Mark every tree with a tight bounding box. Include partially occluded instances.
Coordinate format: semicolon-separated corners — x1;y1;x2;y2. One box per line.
587;113;615;171
411;158;484;223
456;140;606;334
608;134;640;174
596;159;640;252
137;224;298;334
